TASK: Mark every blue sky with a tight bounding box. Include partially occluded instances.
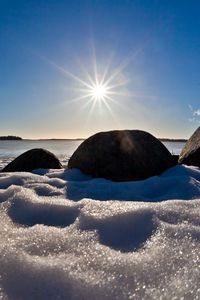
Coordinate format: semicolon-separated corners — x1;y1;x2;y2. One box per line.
0;0;200;139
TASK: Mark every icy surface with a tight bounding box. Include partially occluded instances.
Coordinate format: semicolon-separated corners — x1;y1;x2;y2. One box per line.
0;165;200;299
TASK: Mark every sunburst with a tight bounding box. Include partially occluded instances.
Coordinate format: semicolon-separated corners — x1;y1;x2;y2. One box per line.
38;48;134;123
90;83;109;101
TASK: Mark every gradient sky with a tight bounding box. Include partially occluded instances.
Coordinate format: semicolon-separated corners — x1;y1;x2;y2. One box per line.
1;0;200;139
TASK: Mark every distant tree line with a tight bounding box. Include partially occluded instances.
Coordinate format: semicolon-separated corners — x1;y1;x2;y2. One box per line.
159;138;187;142
0;136;22;140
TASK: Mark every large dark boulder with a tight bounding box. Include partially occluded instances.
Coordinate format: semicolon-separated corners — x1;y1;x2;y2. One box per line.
2;148;62;172
179;127;200;167
68;130;174;181
172;154;179;165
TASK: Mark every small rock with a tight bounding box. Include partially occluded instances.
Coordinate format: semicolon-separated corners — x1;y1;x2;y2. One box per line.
2;148;62;172
172;155;179;165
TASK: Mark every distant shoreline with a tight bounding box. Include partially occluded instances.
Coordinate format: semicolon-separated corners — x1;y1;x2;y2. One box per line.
0;136;22;140
0;137;187;142
159;138;187;142
25;138;85;141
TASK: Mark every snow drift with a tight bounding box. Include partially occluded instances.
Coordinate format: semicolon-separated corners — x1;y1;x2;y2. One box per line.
0;165;200;299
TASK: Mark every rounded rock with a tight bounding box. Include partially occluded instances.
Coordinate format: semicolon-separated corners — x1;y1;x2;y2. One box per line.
2;148;62;172
68;130;174;181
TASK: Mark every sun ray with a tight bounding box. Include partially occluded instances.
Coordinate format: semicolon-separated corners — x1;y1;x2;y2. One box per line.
106;91;132;97
81;98;95;110
59;93;94;108
67;94;93;104
36;47;137;122
85;97;98;124
37;53;94;90
103;94;130;111
99;50;116;85
90;39;99;84
107;78;130;90
101;98;119;124
75;57;96;86
102;46;145;87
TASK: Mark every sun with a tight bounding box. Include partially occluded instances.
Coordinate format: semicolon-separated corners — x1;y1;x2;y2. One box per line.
41;50;130;120
90;83;108;101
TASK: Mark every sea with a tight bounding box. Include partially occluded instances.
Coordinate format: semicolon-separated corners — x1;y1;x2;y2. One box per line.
0;139;185;170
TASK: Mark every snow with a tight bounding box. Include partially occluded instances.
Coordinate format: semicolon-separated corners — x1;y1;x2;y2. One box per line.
0;165;200;299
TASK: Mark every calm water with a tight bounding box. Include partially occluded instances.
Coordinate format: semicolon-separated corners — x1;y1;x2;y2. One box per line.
0;139;185;170
162;141;186;155
0;140;82;169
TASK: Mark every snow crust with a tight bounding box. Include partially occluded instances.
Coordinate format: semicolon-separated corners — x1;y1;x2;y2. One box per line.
0;165;200;299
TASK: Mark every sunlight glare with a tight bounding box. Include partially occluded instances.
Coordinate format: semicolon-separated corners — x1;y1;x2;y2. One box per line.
90;83;108;100
41;49;133;124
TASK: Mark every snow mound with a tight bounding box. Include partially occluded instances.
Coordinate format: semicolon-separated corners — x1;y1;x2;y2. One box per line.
0;165;200;299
